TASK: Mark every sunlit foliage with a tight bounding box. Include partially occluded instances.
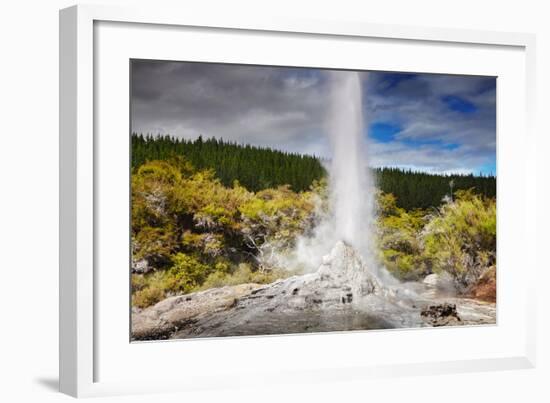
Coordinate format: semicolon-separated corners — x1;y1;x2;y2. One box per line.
131;157;317;307
376;189;496;290
376;192;429;280
422;189;496;291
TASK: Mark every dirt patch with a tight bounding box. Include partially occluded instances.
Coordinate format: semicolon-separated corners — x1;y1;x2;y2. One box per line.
469;266;496;302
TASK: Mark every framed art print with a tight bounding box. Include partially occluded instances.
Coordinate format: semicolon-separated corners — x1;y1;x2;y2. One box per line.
60;4;537;397
129;60;498;340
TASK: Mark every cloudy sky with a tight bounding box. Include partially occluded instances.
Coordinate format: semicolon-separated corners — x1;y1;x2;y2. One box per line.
131;60;496;175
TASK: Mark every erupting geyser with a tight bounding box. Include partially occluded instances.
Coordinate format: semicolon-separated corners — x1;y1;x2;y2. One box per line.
327;71;375;257
290;70;380;279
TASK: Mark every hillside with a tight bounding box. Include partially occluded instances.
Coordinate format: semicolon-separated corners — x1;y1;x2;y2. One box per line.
132;134;325;192
374;168;496;210
131;134;496;209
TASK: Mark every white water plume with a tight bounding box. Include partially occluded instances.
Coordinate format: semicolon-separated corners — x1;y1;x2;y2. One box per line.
327;71;374;253
279;70;396;285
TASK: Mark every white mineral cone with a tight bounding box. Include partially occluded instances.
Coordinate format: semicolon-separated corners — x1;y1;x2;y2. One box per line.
318;240;381;299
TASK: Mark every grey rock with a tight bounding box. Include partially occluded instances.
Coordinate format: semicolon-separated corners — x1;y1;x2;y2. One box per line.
132;259;151;274
132;241;496;340
132;283;262;340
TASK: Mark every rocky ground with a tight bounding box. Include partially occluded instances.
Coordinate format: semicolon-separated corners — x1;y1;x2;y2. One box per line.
132;242;496;341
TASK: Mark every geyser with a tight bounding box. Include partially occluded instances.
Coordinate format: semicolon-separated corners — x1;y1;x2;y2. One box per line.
289;70;381;280
326;71;375;255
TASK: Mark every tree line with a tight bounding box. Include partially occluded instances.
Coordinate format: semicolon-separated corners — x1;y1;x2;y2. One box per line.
132;134;496;210
132;134;325;193
374;167;496;210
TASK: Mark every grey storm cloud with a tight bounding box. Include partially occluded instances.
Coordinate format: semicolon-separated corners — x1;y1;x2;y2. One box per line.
131;60;331;157
131;60;496;174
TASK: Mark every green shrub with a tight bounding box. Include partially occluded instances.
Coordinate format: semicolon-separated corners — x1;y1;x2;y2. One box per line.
165;253;213;293
132;284;165;308
200;263;290;290
422;189;496;291
375;189;496;288
376;191;428;281
131;273;147;292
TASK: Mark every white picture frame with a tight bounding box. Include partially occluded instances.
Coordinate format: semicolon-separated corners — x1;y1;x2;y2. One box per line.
59;4;537;398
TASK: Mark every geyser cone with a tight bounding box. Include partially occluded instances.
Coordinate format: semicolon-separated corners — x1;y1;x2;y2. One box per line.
318;240;381;297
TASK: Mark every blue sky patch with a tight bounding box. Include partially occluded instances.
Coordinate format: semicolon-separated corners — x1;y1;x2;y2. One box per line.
401;138;460;151
369;122;402;143
369;121;461;152
442;95;478;114
479;161;496;176
377;73;418;91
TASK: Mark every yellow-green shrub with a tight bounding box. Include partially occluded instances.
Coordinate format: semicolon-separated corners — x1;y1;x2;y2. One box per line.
199;263;290;290
376;191;427;280
164;253;213;293
133;285;165;308
422;189;496;290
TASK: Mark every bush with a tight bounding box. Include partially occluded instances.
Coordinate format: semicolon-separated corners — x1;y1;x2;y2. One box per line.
132;226;177;269
422;190;496;291
375;189;496;289
131;261;292;308
200;263;289;290
165;253;213;293
376;192;428;281
131;271;171;308
133;286;165;308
